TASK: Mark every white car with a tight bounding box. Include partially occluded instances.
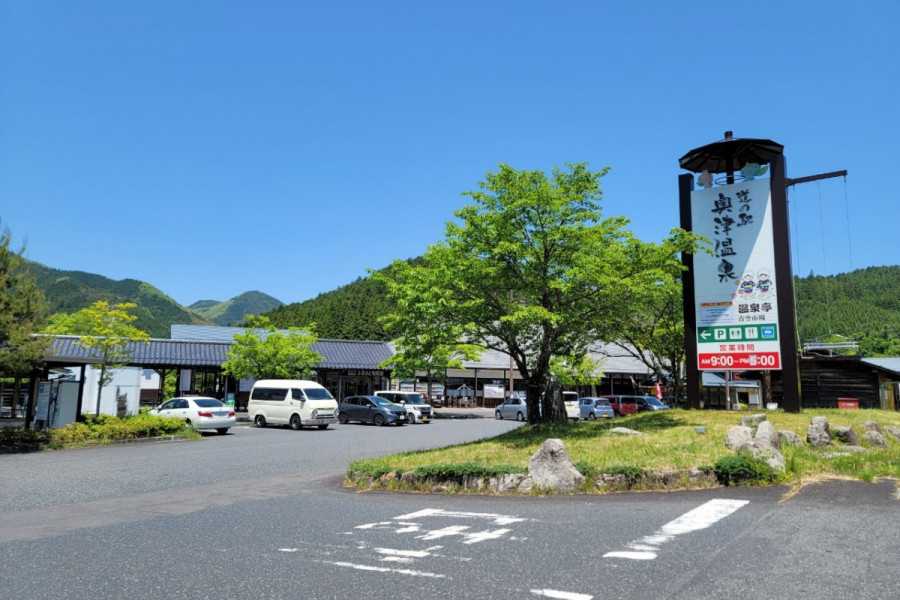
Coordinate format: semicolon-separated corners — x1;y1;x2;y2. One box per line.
150;396;236;434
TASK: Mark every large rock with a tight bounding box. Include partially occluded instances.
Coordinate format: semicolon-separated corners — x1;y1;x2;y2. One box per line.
528;438;584;492
778;430;805;446
755;421;781;450
737;439;786;472
741;413;768;428
862;430;888;448
811;416;830;434
725;426;753;450
885;426;900;441
832;425;858;445
863;421;883;434
807;420;832;448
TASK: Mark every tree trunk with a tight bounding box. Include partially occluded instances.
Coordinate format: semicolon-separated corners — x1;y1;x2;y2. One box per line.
95;365;106;417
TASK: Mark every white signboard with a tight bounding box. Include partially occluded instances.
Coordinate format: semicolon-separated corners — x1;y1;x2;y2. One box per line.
483;384;505;399
691;178;781;370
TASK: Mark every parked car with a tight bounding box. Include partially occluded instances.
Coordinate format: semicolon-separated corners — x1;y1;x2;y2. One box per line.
248;379;338;430
634;396;671;412
578;397;615;420
150;396;235;434
338;395;407;426
563;391;580;420
599;395;640;416
374;390;433;424
495;396;527;421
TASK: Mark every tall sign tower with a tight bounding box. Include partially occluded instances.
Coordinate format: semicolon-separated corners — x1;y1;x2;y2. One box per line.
678;132;801;412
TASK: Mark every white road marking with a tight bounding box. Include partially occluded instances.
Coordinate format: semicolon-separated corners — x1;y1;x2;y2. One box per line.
277;548;298;553
394;508;526;525
531;589;593;599
329;561;447;578
604;498;749;560
417;525;470;540
374;548;432;558
462;528;512;544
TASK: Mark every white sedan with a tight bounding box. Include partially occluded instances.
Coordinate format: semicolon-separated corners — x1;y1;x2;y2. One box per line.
495;397;527;421
150;396;236;434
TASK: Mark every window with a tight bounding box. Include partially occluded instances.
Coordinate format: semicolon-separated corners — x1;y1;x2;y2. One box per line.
175;399;189;409
305;388;334;400
160;400;176;410
194;399;223;408
291;389;305;401
252;388;286;401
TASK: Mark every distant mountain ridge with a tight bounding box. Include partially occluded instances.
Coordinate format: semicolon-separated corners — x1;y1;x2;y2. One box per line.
188;291;283;326
24;260;282;338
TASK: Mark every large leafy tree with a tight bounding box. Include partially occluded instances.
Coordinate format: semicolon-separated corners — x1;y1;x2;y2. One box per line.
222;315;322;380
374;260;481;401
44;300;150;415
0;227;51;406
383;163;697;424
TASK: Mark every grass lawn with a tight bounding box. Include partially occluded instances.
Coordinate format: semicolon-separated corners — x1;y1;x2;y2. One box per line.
348;409;900;489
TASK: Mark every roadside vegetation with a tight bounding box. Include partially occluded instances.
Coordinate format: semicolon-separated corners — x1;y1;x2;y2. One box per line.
0;413;198;452
347;409;900;492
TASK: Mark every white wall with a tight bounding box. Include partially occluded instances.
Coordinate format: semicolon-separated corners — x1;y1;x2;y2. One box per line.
81;366;143;416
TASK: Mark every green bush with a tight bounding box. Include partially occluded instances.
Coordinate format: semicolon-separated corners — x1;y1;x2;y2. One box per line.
46;413;187;445
0;426;50;450
714;452;777;486
607;465;644;483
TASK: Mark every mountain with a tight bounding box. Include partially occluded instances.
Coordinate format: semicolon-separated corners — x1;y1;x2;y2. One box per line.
24;261;204;338
187;291;283;326
24;261;282;338
264;271;396;341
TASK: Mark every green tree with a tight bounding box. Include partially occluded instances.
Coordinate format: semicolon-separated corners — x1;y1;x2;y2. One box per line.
374;260;481;400
222;315;323;380
44;300;150;416
383;163;698;424
0;226;51;417
610;278;689;404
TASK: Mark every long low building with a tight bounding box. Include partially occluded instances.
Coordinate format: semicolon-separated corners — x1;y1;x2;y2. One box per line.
2;325;659;426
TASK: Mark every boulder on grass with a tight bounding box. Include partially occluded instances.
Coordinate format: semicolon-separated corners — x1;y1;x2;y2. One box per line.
862;430;887;448
807;420;832;448
725;426;753;450
528;439;584;492
778;430;804;446
741;413;767;429
832;425;858;445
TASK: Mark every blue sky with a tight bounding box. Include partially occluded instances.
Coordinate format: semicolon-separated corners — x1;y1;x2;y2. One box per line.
2;1;897;307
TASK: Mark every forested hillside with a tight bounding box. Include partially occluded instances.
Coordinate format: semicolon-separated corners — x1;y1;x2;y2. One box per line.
264;273;395;341
266;264;900;356
187;291;282;326
24;261;203;338
795;265;900;356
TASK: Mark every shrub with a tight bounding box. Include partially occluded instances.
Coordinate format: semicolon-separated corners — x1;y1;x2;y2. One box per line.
714;452;777;486
607;465;644;483
0;426;50;450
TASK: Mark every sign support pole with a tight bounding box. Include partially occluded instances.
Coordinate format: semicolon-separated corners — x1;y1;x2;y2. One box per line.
679;173;701;410
770;154;801;412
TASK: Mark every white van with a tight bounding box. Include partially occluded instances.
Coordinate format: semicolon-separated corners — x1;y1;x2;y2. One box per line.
248;379;338;430
373;390;433;424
